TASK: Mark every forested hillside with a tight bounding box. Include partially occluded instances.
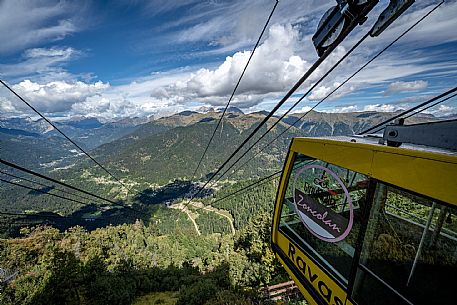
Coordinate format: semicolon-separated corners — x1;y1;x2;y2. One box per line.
0;110;439;304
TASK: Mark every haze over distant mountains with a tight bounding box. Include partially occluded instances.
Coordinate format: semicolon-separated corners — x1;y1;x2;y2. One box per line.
0;108;438;177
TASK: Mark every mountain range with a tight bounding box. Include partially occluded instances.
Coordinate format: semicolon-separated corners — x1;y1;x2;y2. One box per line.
0;109;436;175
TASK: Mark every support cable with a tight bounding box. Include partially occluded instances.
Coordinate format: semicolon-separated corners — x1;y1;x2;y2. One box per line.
359;86;457;135
403;93;457;120
0;158;135;210
211;170;281;205
0;177;87;206
209;160;310;206
210;1;445;184
186;9;379;204
366;91;457;134
192;0;279;178
0;170;96;203
0;79;129;192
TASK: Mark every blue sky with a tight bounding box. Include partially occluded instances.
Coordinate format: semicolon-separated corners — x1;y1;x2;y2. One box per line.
0;0;456;119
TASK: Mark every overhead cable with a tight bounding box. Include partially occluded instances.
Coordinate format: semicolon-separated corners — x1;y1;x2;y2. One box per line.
210;1;445;184
0;177;87;206
403;93;457;120
0;79;129;193
192;0;279;178
0;158;131;209
0;211;64;219
0;170;95;203
359;86;457;135
211;170;281;205
366;91;457;135
186;8;378;204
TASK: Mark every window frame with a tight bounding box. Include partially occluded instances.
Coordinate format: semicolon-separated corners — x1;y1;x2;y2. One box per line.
276;151;376;289
349;178;457;305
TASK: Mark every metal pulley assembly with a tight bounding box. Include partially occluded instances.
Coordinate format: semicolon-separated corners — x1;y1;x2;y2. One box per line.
312;0;415;56
312;0;378;56
370;0;415;37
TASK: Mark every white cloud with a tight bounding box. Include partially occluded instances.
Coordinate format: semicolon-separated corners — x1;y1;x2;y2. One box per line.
181;24;307;97
153;0;331;56
0;47;81;80
69;93;179;119
10;80;109;113
385;80;428;95
292;106;313;114
391;94;434;105
0;97;19;114
363;104;403;112
425;104;457;117
0;1;80;55
308;81;360;101
147;24;349;108
323;105;358;113
24;47;77;59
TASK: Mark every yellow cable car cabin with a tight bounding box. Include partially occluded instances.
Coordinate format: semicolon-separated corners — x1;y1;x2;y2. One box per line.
271;121;457;305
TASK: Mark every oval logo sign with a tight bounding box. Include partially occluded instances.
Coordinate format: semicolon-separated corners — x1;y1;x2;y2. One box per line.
292;164;353;243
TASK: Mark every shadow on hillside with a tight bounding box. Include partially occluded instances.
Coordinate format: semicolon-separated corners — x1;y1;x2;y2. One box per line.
2;203;144;237
134;180;214;206
6;251;247;305
1;180;214;238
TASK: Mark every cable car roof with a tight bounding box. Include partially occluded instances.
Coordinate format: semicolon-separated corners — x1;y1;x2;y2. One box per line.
289;136;457;206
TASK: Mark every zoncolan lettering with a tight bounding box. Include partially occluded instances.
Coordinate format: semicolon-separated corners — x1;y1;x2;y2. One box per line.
293;164;354;243
287;242;345;305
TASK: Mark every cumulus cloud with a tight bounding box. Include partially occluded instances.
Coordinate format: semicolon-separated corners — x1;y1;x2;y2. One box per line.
11;80;109;113
179;24;308;97
292;106;313;114
148;24;348;108
384;80;428;95
70;94;177;119
323;105;358;113
425;104;457;117
362;104;403;112
308;82;359;101
0;97;19;114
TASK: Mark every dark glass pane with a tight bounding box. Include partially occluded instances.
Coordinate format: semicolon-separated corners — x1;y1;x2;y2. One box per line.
352;268;410;305
279;154;369;283
355;183;457;305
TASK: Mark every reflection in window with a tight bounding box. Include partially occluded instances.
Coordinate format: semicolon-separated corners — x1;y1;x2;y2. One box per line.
353;183;457;305
279;154;369;284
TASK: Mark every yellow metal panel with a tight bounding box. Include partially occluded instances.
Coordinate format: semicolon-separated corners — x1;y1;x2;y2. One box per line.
276;232;347;305
291;140;325;159
271;136;457;305
291;138;374;174
289;137;457;206
372;150;457;205
322;143;373;175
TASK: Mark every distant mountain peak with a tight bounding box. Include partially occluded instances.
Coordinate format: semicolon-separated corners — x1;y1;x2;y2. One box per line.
196;106;244;114
62;117;103;129
218;106;244;114
250;110;269;116
196;106;215;113
177;110;198;116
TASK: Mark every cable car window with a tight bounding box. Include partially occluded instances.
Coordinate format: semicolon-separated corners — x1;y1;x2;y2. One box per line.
353;183;457;305
279;153;369;284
